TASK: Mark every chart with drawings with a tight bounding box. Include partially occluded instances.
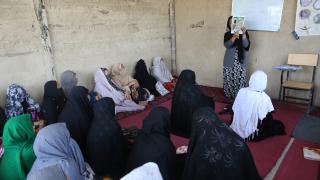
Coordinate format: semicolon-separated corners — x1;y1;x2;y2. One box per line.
295;0;320;36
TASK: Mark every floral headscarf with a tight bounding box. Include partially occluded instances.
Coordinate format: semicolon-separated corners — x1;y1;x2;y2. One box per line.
5;84;40;120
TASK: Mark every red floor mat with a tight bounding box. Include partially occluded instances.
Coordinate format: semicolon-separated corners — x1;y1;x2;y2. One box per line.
274;139;320;180
117;87;306;178
247;100;305;177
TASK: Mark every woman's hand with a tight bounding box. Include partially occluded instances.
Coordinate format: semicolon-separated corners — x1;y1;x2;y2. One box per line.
33;120;45;133
124;91;132;100
231;32;239;42
241;27;247;39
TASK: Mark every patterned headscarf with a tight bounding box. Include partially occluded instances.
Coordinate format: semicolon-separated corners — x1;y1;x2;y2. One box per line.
5;84;40;120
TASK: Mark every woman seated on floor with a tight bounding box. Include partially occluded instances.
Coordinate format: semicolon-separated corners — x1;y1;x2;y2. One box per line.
61;70;78;98
87;97;128;179
126;107;179;180
134;59;169;96
58;86;95;158
27;123;93;180
41;81;67;125
231;70;285;141
150;56;177;92
182;107;261;180
5;84;41;121
171;69;215;138
94;68;146;113
111;63;154;105
0;114;36;180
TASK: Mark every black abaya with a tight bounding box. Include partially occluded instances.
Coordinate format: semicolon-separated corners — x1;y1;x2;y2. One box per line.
58;86;92;158
87;97;128;179
0;106;5;136
182;107;261;180
41;81;66;125
133;59;160;96
171;69;214;138
251;112;286;142
126;107;178;180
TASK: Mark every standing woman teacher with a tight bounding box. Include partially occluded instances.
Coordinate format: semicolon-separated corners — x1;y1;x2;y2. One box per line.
223;16;251;99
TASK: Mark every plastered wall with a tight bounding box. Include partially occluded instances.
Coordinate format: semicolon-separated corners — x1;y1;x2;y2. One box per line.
0;0;172;106
176;0;320;105
1;0;319;107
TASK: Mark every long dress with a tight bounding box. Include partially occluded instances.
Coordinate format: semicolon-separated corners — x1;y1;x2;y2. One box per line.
41;81;66;125
171;69;214;138
231;71;286;141
182;107;261;180
87;97;128;179
126;107;179;180
223;31;250;99
58;86;93;158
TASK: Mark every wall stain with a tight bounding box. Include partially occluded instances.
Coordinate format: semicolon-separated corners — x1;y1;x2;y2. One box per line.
98;9;109;15
2;51;33;57
190;20;204;28
49;24;64;28
128;23;140;33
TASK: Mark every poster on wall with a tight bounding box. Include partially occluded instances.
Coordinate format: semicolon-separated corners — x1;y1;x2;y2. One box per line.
295;0;320;36
232;0;284;31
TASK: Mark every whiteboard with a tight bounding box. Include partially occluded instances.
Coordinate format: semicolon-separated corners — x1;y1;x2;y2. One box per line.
232;0;284;31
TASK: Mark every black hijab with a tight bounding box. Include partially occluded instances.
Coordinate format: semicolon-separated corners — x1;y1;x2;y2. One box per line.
224;16;250;63
87;97;128;179
134;59;160;97
0;106;5;136
171;69;214;138
41;81;66;125
58;86;92;158
126;107;178;180
182;107;261;180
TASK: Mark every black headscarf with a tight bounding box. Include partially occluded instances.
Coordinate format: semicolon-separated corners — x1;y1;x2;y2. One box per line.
134;59;160;97
224;16;251;63
41;81;66;125
171;69;215;138
0;106;5;136
87;97;128;179
182;107;261;180
58;86;93;158
126;107;178;180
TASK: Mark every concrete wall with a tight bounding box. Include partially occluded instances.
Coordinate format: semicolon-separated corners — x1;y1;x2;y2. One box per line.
0;0;53;107
176;0;320;105
1;0;319;107
0;0;172;106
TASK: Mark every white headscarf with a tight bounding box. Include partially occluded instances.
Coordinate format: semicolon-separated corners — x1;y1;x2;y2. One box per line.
94;69;125;105
230;71;274;139
121;162;163;180
150;56;173;84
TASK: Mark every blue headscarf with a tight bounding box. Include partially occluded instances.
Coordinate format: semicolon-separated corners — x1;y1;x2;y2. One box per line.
28;123;86;180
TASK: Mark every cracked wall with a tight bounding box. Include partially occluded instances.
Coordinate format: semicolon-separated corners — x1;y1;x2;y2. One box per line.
0;0;171;105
